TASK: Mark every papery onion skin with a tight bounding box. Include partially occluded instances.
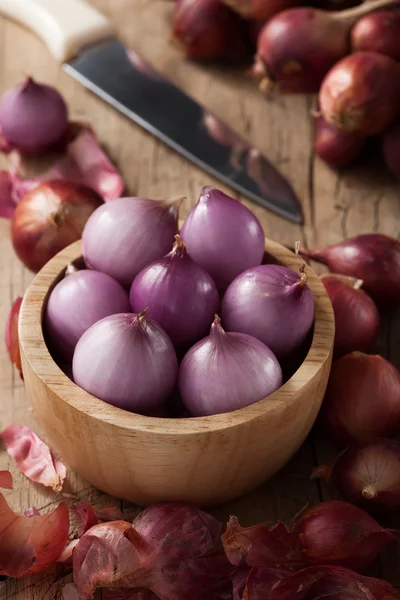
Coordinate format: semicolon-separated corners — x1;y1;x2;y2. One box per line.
333;439;400;513
323;352;400;446
45;269;130;361
172;0;249;62
180;186;265;291
179;316;282;416
351;11;400;61
130;235;220;348
82;196;181;286
296;500;396;572
12;180;103;272
221;264;314;358
255;8;350;94
320;274;380;357
314;117;364;168
319;52;400;135
72;312;178;413
301;234;400;307
0;77;68;153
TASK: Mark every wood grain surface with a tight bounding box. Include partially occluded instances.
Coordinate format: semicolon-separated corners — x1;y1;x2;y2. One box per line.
0;0;399;597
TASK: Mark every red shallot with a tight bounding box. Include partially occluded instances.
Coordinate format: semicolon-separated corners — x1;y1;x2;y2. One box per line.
82;196;181;286
1;423;66;492
319;51;400;135
320;274;380;356
12;180;103;272
172;0;249;62
0;77;68;153
221;262;314;358
254;0;394;94
300;233;400;307
181;186;265;291
179;315;282;416
351;10;400;61
130;235;220;348
72;311;178;413
5;296;23;376
323;352;400;445
296;500;397;572
45;269;130;360
317;439;400;513
314;117;365;168
0;494;69;577
222;0;300;22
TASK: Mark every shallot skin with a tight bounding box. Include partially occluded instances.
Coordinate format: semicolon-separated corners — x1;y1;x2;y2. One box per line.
256;9;350;93
319;52;400;135
302;234;400;307
314;117;364;168
172;0;249;62
351;11;400;61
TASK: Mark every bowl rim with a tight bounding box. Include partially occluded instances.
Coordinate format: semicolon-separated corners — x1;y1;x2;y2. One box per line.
19;236;334;436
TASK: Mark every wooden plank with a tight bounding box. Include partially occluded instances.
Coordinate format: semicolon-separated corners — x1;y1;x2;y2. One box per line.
0;0;398;597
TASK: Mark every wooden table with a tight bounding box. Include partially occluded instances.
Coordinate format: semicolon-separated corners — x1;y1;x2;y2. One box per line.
0;1;399;598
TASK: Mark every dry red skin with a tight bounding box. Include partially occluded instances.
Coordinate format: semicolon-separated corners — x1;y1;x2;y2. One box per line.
1;423;66;492
319;51;400;135
222;0;300;22
222;516;304;569
301;233;400;307
172;0;249;62
323;353;400;445
333;439;400;513
255;9;350;93
71;502;99;537
0;470;12;490
11;180;103;272
314;117;364;168
296;500;396;572
320;275;380;356
102;591;154;600
244;565;400;599
73;521;142;599
383;118;400;178
95;505;125;522
351;10;400;61
5;296;23;377
0;494;69;577
73;503;231;600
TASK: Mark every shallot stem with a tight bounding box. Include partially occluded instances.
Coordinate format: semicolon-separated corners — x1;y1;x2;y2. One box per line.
138;307;149;325
295;241;308;286
362;485;377;500
332;0;397;24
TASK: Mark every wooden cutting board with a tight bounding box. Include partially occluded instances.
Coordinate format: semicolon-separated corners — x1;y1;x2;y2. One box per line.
0;1;399;598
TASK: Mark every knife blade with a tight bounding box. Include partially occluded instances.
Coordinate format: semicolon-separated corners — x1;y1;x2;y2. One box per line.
0;0;303;224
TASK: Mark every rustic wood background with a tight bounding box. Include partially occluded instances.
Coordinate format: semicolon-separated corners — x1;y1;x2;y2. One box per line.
0;0;399;597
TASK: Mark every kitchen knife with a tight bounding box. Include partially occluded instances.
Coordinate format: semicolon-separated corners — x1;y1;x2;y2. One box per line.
0;0;303;223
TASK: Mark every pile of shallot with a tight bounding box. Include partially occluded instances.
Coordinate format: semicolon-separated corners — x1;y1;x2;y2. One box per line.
171;0;400;172
42;186;315;417
0;77;124;271
299;235;400;516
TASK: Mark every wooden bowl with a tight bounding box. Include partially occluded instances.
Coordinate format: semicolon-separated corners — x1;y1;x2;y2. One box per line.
19;237;334;506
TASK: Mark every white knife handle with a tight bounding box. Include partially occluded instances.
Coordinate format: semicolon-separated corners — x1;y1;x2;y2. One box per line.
0;0;114;62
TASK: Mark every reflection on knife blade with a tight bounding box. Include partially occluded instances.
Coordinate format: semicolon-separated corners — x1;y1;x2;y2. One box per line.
65;41;303;223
